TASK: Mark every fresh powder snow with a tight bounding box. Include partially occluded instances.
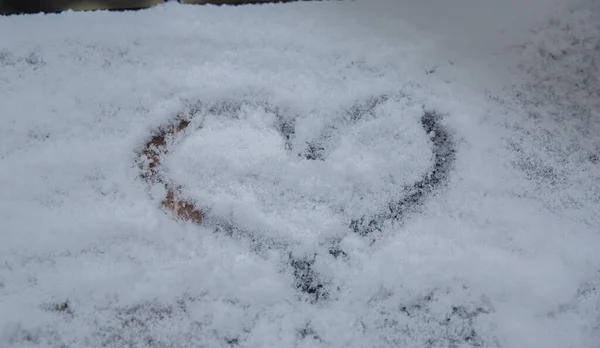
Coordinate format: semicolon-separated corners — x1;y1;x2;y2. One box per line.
0;1;599;347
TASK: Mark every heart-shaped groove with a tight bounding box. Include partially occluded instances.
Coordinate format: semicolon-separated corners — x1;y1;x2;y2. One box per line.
137;97;456;302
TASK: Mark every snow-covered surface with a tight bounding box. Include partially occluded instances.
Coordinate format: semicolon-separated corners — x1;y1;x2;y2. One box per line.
165;96;433;245
1;1;599;347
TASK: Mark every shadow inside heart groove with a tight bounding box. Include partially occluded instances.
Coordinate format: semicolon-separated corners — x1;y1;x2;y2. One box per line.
137;96;456;303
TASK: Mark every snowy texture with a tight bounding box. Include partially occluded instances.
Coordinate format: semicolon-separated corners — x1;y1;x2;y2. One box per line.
1;1;599;348
164;97;434;244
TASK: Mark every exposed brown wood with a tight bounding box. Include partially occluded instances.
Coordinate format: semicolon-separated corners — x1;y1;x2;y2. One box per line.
140;118;203;224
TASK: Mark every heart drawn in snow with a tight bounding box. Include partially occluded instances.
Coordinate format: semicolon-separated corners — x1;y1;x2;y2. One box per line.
137;94;455;301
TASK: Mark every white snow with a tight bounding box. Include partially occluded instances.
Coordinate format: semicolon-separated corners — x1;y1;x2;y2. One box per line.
0;1;599;348
166;98;431;244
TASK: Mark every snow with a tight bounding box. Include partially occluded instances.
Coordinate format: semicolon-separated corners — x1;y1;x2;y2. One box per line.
165;97;432;244
1;1;599;347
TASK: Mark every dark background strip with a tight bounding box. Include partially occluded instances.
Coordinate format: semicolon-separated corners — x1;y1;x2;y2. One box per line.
0;0;303;15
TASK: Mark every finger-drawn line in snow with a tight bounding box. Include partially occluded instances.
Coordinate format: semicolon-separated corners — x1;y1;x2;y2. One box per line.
349;107;456;237
136;96;455;302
